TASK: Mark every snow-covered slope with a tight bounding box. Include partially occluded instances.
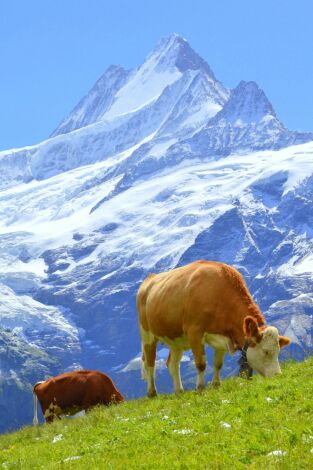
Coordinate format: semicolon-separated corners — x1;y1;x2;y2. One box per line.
51;65;131;137
0;34;312;432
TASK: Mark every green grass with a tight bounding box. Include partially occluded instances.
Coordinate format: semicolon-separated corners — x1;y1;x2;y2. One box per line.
1;358;313;470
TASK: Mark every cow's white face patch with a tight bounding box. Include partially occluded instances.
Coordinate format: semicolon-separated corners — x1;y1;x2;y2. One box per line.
246;327;282;377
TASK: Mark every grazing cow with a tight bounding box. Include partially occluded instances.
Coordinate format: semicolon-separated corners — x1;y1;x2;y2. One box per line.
33;370;124;424
137;260;291;396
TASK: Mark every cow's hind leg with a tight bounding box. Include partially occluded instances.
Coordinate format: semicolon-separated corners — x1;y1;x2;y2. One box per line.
167;348;183;394
212;350;225;387
142;337;158;398
188;329;206;392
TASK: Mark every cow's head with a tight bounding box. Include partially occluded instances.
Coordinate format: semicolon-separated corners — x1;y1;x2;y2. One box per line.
243;316;291;377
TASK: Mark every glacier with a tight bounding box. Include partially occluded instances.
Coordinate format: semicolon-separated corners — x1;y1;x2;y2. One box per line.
0;33;312;433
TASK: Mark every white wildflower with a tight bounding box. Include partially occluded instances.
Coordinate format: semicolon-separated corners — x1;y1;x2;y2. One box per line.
220;421;231;429
222;399;231;404
173;429;193;435
162;415;169;420
52;434;63;444
311;448;313;454
266;397;273;402
63;456;81;462
267;450;286;457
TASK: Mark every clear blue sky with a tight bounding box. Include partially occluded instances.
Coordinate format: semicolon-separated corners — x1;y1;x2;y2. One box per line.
1;0;312;151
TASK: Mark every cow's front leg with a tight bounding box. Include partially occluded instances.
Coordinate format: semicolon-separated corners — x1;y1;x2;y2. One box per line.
212;350;225;387
167;348;184;394
188;330;206;392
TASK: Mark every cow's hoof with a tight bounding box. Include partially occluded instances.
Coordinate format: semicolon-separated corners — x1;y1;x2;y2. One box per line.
196;384;205;393
211;381;221;388
147;389;157;398
174;388;184;395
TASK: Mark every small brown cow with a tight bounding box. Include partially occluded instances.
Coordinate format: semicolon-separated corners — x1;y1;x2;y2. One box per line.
137;260;291;396
33;370;124;424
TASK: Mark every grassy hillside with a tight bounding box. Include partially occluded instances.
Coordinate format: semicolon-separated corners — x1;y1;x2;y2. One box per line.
0;358;313;469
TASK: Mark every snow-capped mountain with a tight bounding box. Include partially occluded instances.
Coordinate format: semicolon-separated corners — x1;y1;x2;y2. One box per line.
0;34;313;433
52;34;227;138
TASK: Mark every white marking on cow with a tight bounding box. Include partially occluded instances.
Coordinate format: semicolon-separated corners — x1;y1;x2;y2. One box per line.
203;333;235;354
44;407;52;419
246;326;282;377
140;325;155;345
157;335;190;350
167;348;184;393
44;401;62;420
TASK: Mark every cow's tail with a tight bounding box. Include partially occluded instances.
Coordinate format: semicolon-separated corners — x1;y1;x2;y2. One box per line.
33;381;44;426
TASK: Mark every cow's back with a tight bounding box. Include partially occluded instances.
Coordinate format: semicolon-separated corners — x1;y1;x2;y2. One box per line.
35;370;124;410
138;260;260;342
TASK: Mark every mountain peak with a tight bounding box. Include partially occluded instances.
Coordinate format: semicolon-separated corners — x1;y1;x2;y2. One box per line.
146;33;217;79
185;79;312;156
219;80;276;124
155;33;192;55
51;64;130;137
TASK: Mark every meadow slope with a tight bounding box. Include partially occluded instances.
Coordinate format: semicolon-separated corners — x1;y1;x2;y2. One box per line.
0;358;313;469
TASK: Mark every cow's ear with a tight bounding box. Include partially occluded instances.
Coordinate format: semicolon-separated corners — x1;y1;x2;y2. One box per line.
244;316;261;342
279;335;291;349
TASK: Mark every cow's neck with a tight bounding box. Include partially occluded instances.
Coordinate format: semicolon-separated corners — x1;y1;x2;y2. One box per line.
247;302;265;324
228;301;265;351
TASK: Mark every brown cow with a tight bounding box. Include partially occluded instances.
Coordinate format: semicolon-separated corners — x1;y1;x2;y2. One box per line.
33;370;124;424
137;260;291;396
